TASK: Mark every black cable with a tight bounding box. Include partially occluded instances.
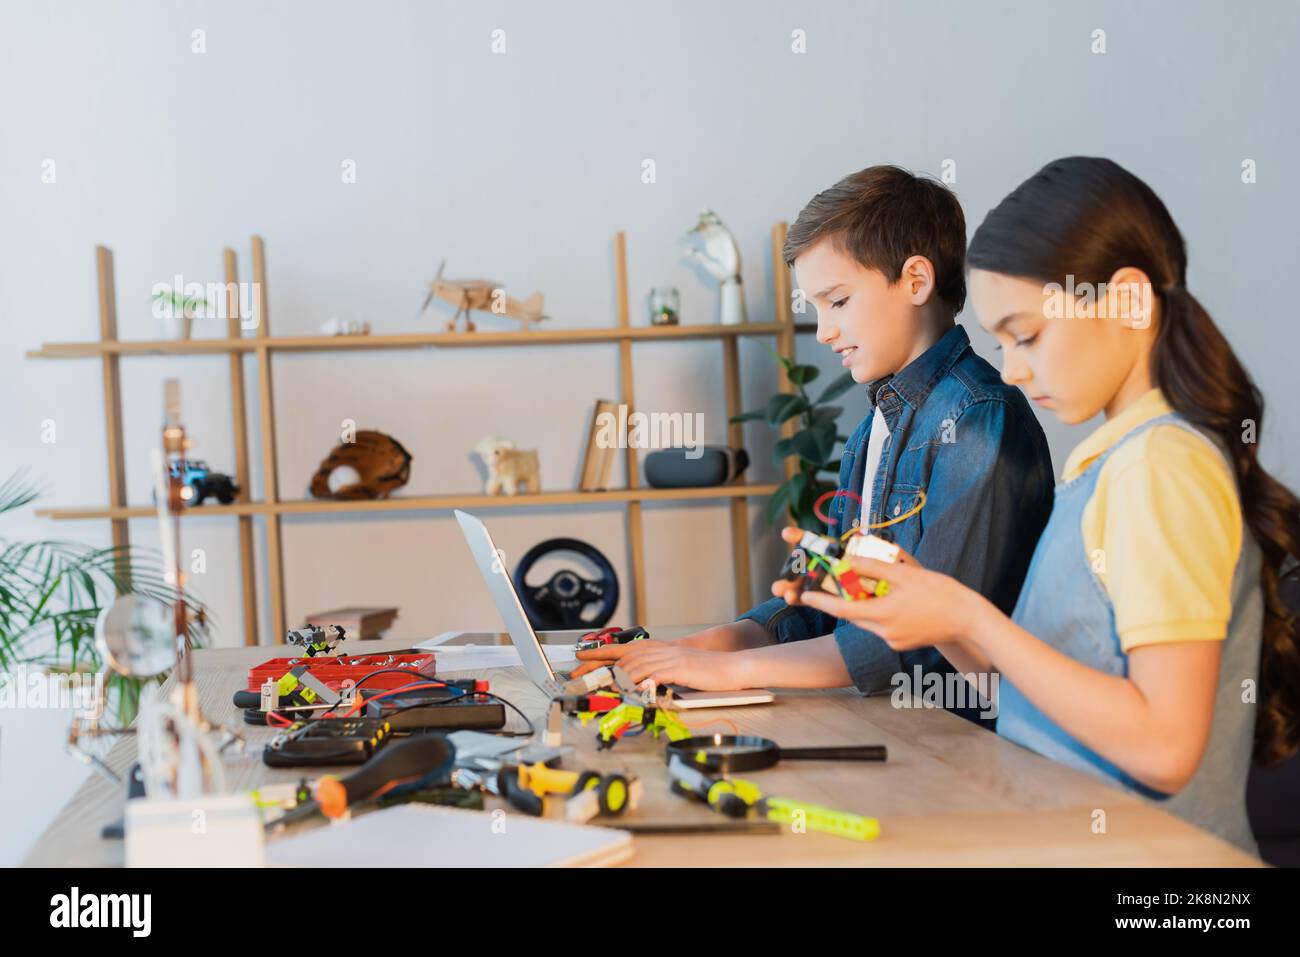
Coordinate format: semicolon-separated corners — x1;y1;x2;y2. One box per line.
474;691;536;738
376;687;536;738
347;672;536;738
348;667;455;689
256;665;537;738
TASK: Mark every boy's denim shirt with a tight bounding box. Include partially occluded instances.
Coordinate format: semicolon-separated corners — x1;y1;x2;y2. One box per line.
738;323;1055;725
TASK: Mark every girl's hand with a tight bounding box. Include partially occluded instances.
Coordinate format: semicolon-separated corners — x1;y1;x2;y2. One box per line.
795;549;988;652
582;640;751;690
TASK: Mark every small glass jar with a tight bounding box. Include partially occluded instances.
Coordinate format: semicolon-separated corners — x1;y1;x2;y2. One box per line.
648;286;680;325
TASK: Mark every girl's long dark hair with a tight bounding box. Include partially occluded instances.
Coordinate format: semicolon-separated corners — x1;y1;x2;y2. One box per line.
968;156;1300;765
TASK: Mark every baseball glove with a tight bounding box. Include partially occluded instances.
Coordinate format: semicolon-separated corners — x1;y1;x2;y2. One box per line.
310;430;413;500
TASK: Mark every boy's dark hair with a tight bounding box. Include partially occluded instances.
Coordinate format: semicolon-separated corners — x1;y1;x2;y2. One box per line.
783;165;967;314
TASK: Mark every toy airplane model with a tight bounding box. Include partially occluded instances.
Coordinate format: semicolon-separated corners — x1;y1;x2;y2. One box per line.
420;259;548;332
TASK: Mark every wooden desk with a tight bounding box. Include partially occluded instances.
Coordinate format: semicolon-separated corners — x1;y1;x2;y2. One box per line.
24;628;1261;867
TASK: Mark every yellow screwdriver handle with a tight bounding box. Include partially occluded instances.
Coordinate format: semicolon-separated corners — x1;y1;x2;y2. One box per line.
761;796;880;841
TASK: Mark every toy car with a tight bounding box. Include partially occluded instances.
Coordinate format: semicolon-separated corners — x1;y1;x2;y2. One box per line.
574;626;648;652
168;459;239;505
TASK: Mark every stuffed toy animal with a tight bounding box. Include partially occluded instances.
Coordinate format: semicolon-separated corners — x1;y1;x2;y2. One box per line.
475;436;541;495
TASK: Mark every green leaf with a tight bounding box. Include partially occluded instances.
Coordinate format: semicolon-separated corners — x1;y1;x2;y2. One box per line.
766;472;809;525
759;340;795;374
0;470;210;723
810;405;843;428
0;471;42;514
786;364;821;387
788;427;833;465
805;422;838;464
795;476;818;521
729;409;766;424
816;370;857;404
764;393;810;427
764;479;793;524
784;470;824;531
772;436;796;466
785;430;815;463
787;472;810;515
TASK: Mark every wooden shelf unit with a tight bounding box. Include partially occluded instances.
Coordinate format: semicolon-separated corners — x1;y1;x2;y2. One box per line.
29;225;814;645
25;321;806;358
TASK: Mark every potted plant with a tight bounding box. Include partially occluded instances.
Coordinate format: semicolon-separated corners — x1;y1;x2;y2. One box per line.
151;288;208;340
0;472;205;724
730;349;857;531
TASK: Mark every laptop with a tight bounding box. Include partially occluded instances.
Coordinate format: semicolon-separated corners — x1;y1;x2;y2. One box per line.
453;509;774;709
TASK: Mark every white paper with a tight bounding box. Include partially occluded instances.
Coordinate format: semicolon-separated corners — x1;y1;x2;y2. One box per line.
415;636;577;674
266;804;632;868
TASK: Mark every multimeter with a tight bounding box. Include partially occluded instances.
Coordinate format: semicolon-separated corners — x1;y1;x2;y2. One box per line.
263;717;392;767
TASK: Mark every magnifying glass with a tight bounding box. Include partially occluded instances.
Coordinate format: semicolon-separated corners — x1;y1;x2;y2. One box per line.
667;734;887;774
94;594;175;680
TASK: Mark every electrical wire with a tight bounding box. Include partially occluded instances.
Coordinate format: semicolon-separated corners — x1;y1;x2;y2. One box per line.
811;487;927;543
850;488;927;538
259;663;537;738
678;715;741;736
336;675;537;738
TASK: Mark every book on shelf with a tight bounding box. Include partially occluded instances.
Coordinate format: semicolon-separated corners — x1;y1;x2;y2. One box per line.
579;399;619;491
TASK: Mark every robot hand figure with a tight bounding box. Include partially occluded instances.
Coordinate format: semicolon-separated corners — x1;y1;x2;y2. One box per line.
287;624;347;657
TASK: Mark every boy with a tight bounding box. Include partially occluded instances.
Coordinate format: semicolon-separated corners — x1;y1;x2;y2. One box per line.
574;165;1055;725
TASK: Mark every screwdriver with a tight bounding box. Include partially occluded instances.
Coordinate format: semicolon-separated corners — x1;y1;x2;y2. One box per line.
317;733;455;818
269;734;456;830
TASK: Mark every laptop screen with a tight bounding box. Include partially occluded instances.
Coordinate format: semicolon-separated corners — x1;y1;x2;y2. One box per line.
454;509;557;689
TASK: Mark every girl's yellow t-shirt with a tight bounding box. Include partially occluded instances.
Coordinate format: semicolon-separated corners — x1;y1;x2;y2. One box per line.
1063;389;1242;652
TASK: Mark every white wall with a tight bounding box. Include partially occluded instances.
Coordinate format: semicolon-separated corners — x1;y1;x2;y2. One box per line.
2;0;1297;865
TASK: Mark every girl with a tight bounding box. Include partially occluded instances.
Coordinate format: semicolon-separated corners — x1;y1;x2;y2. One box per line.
793;157;1300;855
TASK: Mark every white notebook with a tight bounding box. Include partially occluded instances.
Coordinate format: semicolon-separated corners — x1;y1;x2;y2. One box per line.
266;804;633;868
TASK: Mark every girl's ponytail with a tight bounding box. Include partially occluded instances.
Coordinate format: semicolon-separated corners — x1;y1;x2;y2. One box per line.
1155;284;1300;764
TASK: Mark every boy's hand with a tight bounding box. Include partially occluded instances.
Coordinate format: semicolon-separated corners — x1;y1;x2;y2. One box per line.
770;526;808;604
570;621;766;678
570;638;668;678
588;641;752;690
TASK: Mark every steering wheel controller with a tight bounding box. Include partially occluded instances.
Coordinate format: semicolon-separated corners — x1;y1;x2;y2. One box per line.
513;537;620;631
